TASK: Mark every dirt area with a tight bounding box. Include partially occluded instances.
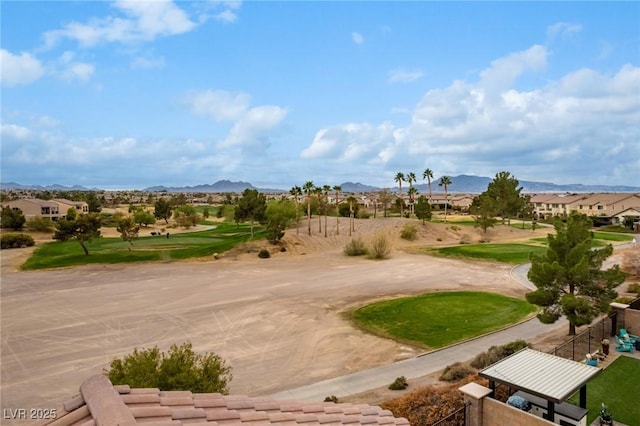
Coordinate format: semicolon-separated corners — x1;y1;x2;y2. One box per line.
0;216;635;414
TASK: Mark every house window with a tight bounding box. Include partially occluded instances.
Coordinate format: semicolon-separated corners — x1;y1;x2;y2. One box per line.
552;204;559;208
598;205;604;210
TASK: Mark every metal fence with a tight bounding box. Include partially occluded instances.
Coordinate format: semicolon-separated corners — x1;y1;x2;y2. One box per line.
430;403;469;426
548;313;616;361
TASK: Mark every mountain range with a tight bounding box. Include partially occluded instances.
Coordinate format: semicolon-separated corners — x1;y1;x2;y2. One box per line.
1;176;639;194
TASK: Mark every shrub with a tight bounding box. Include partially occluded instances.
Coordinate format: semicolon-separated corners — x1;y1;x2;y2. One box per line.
106;342;232;393
1;233;35;249
368;233;391;259
344;237;368;256
25;216;55;232
258;249;270;259
324;395;338;403
627;283;640;295
450;225;460;231
357;209;370;219
389;376;409;390
470;340;529;369
459;234;472;244
400;224;417;240
439;362;474;382
615;296;634;304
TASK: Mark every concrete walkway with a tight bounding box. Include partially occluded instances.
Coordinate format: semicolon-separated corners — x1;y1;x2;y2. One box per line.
268;235;637;403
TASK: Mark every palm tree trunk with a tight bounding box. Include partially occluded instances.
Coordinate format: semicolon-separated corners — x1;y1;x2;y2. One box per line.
307;200;311;236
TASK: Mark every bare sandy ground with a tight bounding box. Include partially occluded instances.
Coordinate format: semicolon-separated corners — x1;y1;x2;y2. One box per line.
0;217;582;414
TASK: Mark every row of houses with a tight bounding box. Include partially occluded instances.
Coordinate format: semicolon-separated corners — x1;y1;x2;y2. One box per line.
1;198;89;221
530;193;640;225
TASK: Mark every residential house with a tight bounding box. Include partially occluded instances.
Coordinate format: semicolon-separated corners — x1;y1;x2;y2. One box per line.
1;199;61;221
530;193;640;223
53;198;89;216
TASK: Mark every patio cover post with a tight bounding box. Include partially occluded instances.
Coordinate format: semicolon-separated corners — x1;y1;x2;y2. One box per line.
545;400;555;422
579;385;587;409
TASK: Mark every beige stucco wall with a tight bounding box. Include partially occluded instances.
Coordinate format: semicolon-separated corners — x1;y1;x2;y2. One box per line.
625;308;640;336
482;398;555;426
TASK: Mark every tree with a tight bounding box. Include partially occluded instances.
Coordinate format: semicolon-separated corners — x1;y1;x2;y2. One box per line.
525;212;626;335
347;196;357;236
394;172;405;217
406;172;417;215
154;198;172;224
289;186;302;235
134;209;156;227
66;206;77;220
53;213;102;255
484;171;525;225
174;205;199;229
378;189;393;218
0;206;25;230
85;192;102;213
314;186;323;234
414;195;432;224
265;198;297;243
470;195;497;233
423;168;434;206
438;176;452;222
322;185;332;237
333;185;342;235
303;181;315;236
234;189;266;237
117;216;140;251
106;342;232;394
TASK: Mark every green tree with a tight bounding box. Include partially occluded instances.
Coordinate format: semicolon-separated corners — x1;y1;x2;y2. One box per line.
174;205;199;229
289;186;302;235
154;198;173;224
470;195;497;233
169;193;188;206
234;189;266;237
414;195;432;224
394;172;405;217
53;213;102;255
117;216;140;251
134;210;156;227
303;181;315;236
106;342;232;394
406;172;417;215
378;189;393;218
423;168;434;206
202;208;210;219
265;198;296;243
438;176;452;222
66;206;77;220
333;185;342;235
85;192;103;213
0;206;26;230
484;171;525;225
322;185;332;237
525;212;626;335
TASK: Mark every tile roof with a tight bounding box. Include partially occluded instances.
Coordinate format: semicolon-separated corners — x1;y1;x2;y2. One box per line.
33;375;409;426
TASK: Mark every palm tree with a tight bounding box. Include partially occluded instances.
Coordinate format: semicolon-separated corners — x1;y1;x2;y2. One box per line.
347;195;357;236
314;186;323;233
394;172;405;217
303;181;314;235
289;185;302;234
406;172;416;215
423;168;434;206
407;186;419;216
323;184;331;237
439;175;452;222
333;185;342;235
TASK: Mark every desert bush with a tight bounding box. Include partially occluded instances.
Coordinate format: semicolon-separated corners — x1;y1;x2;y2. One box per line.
389;376;409;390
470;340;529;369
324;395;338;403
450;225;460;231
368;233;391;259
459;234;472;244
627;283;640;295
439;362;474;382
1;233;35;249
344;237;368;256
25;216;55;232
615;296;634;304
400;224;417;240
258;249;270;259
357;209;370;219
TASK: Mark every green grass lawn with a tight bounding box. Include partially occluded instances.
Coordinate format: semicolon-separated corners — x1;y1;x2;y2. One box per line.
592;231;634;242
428;243;547;264
21;222;265;270
568;356;640;425
351;291;537;348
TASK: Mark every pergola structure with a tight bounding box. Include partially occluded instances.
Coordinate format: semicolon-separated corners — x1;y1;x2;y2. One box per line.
480;348;602;423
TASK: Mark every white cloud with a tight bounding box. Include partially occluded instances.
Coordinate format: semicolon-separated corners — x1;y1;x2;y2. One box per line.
42;0;196;48
215;10;237;23
547;22;582;41
352;32;364;45
183;89;251;122
55;52;95;82
0;49;45;87
131;55;166;69
219;105;287;149
388;68;424;83
479;44;547;92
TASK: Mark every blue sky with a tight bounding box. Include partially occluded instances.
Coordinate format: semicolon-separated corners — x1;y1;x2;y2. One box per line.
1;1;639;190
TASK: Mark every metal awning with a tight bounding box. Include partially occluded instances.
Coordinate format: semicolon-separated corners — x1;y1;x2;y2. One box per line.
479;348;602;403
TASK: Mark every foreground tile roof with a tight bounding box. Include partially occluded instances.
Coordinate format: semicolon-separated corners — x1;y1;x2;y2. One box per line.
33;375;409;426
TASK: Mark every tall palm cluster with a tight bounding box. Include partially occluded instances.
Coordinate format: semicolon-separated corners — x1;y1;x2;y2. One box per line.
290;182;344;237
395;169;452;221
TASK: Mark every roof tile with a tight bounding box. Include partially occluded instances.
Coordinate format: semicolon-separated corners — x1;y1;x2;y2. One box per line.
206;408;241;421
130;407;172;418
171;408;207;420
123;394;162;404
